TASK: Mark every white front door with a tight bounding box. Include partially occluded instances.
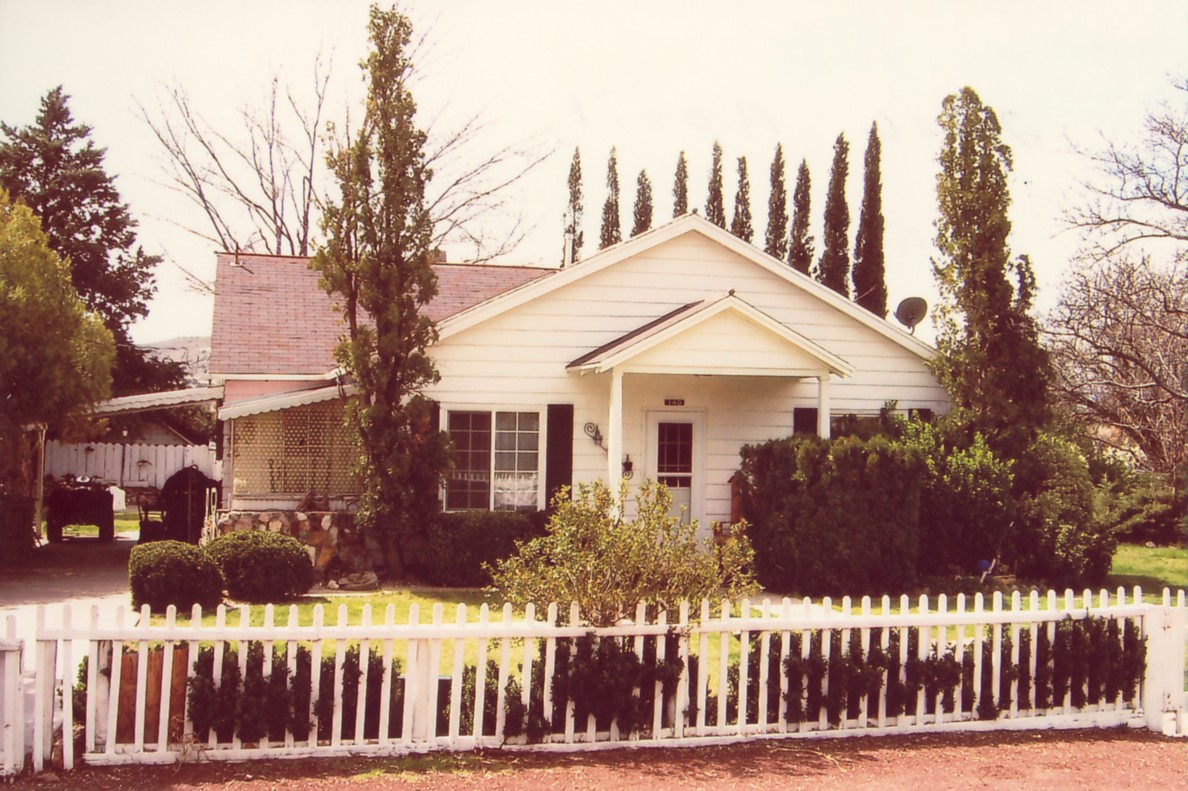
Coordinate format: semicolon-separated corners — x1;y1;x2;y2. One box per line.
646;411;704;524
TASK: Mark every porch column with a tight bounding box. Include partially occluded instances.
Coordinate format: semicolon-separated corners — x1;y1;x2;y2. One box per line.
816;374;831;439
607;368;623;483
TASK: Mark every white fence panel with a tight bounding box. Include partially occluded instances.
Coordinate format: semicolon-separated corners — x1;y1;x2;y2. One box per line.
44;441;219;490
0;615;24;777
22;587;1186;771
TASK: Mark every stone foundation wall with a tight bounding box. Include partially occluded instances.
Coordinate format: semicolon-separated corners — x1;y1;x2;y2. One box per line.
216;510;377;582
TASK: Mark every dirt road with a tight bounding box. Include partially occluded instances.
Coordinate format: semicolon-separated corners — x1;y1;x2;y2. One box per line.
19;728;1185;790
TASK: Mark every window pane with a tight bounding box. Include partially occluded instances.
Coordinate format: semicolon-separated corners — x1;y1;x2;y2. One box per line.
492;411;540;510
658;422;693;474
446;411;491;510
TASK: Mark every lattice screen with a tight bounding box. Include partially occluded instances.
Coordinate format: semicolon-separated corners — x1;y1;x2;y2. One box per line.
231;400;361;495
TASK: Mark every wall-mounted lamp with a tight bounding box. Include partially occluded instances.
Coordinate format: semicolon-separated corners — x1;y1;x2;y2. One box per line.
584;422;607;451
622;455;634;479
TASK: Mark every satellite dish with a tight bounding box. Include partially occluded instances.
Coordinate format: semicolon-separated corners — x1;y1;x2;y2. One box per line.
894;297;928;335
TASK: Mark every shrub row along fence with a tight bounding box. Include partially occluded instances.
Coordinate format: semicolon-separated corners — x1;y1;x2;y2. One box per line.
13;589;1188;772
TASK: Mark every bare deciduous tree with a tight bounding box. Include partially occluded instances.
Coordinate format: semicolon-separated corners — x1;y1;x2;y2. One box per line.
1047;256;1186;478
1069;77;1188;259
140;58;331;276
141;45;548;293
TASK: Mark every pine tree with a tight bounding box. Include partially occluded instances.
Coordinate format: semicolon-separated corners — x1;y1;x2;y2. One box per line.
705;141;725;227
599;147;621;249
853;123;887;316
672;151;689;216
816;134;850;296
564;147;583;265
631;169;653;237
787;159;814;274
0;87;182;395
933;87;1050;457
764;144;788;259
312;7;451;577
730;156;754;242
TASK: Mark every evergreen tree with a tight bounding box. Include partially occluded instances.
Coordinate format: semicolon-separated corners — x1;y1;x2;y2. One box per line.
853;122;887;316
705;141;725;227
764;144;788;259
631;169;653;237
563;146;583;265
730;156;754;242
933;87;1050;456
787;159;814;274
0;189;115;431
312;6;451;577
672;150;688;216
0;87;182;395
816;134;851;296
599;146;621;249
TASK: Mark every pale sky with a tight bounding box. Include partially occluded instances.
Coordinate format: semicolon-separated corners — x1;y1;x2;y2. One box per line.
1;1;1184;347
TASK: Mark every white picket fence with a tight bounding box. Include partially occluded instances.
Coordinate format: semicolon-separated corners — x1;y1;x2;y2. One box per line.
0;616;23;777
8;587;1182;772
44;441;221;490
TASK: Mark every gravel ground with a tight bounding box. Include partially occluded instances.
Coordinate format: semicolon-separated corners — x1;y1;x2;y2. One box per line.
14;728;1186;790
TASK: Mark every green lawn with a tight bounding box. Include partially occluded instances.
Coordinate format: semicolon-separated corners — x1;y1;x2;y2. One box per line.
49;510;140;539
1107;543;1187;599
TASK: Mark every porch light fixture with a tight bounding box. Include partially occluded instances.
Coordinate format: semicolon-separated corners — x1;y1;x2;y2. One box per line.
622;455;634;479
584;422;607;451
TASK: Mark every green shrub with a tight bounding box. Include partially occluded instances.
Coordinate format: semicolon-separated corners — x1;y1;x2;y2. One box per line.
426;510;548;586
1099;474;1186;546
898;417;1015;575
489;481;757;626
129;540;223;612
738;434;927;596
1009;433;1116;586
206;530;314;602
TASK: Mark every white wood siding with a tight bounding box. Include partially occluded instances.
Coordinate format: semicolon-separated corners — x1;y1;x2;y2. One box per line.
427;231;949;525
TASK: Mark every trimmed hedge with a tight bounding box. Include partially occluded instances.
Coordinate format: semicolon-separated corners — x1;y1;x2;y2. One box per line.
425;510;548;587
129;540;223;612
739;435;927;595
206;530;314;602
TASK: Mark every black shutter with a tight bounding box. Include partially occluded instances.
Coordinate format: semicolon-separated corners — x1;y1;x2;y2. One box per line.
545;404;574;506
793;407;818;435
914;408;934;424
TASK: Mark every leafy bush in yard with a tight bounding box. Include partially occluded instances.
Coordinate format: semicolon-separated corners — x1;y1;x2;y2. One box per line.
206;530;314;602
739;434;927;596
129;540;223;612
1098;473;1186;546
1009;433;1116;586
896;416;1015;575
489;480;757;626
425;510;548;586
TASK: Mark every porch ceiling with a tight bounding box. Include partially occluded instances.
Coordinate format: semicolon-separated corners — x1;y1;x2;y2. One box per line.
566;292;853;378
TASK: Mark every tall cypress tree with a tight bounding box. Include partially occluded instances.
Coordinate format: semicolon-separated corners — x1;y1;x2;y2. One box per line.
631;169;653;237
673;151;688;216
705;141;725;227
765;144;788;259
787;159;814;274
853;123;887;316
815;134;850;296
312;6;451;577
730;156;754;242
599;146;621;249
934;87;1050;457
563;147;583;265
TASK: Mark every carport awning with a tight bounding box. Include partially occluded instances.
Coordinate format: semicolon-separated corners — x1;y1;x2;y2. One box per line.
89;386;225;416
218;383;356;420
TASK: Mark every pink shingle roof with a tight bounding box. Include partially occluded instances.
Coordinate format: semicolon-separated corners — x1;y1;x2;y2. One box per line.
209;253;555;377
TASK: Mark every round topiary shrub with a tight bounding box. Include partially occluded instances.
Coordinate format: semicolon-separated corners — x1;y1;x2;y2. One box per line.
129;540;223;613
206;530;314;602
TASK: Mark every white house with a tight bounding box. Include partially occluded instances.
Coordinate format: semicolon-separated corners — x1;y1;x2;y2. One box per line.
209;213;948;530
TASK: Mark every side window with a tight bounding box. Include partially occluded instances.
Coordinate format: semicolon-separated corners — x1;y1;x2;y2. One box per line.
445;411;491;510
